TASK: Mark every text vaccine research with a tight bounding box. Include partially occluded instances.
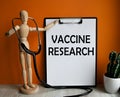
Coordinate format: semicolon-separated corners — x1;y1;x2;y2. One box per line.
48;34;94;56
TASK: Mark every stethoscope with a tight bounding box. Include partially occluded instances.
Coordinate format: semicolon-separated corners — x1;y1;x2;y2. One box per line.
12;17;92;97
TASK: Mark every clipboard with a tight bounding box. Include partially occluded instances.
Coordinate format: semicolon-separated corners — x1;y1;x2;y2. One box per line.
44;17;97;87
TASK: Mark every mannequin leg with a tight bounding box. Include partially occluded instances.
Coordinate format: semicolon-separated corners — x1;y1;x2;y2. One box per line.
26;53;35;88
20;52;30;89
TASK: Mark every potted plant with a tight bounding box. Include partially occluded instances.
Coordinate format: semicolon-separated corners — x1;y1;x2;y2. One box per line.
104;51;120;93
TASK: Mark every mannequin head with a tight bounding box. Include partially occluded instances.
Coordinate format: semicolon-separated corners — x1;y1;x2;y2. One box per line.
20;10;28;24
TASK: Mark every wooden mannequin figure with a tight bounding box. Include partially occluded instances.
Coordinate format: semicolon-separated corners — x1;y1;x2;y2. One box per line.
5;10;58;94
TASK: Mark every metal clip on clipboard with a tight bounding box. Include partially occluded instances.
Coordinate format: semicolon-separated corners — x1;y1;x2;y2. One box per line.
59;18;82;24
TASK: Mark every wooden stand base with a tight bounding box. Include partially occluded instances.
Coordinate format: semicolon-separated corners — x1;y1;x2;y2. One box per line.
19;85;39;94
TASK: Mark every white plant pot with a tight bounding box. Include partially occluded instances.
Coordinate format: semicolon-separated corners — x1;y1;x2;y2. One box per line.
104;75;120;93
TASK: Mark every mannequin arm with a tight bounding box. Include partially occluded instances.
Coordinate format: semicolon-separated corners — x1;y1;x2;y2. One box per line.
43;20;58;31
5;25;20;37
29;20;58;32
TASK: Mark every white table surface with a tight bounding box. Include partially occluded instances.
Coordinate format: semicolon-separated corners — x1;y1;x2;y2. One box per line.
0;84;119;97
